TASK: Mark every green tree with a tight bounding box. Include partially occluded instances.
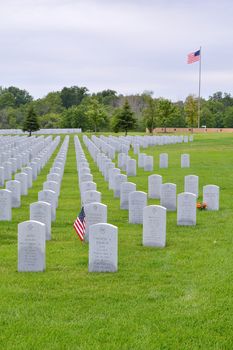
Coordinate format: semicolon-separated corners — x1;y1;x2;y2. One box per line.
0;92;15;109
171;101;186;127
33;92;64;116
158;99;185;128
224;106;233;127
60;86;89;108
85;98;109;132
95;89;119;106
15;105;28;127
5;108;18;128
22;106;40;136
184;95;198;127
6;86;33;106
143;95;157;133
200;103;215;127
156;98;175;129
39;113;62;129
205;98;225;127
0;109;9;128
113;99;136;135
61;102;90;131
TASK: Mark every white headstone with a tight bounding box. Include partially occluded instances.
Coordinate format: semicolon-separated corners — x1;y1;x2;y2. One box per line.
38;190;56;221
78;162;89;171
16;155;23;169
148;174;162;199
114;174;127;198
89;223;118;272
118;153;125;168
15;172;28;195
126;159;137;176
83;190;101;205
129;191;147;224
43;180;59;206
133;144;140;155
18;220;46;272
181;154;190;168
80;181;97;200
109;168;121;190
9;158;17;172
159;153;168;168
143;205;166;247
120;182;136;210
103;159;112;178
6;180;21;208
177;192;196;225
22;167;33;188
84;202;107;242
122;155;130;171
34;157;41;173
105;162;115;181
3;161;12;180
203;185;219;211
47;173;61;185
144;156;153;171
79;173;93;185
160;183;176;211
50;166;62;176
0;167;4;187
0;189;12;220
138;153;146;168
30;201;52;240
30;162;38;180
54;161;63;170
78;167;90;178
184;175;199;197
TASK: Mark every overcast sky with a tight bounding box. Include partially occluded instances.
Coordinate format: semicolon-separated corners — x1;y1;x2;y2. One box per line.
0;0;232;101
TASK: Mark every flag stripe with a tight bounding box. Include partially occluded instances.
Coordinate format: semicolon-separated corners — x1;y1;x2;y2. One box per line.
75;219;83;230
187;50;200;64
74;221;85;236
73;222;84;240
73;207;86;241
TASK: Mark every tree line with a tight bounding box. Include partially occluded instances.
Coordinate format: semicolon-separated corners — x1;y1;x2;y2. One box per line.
1;86;233;134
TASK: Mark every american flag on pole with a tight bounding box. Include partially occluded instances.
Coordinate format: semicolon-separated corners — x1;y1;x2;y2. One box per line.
73;207;86;241
187;49;200;64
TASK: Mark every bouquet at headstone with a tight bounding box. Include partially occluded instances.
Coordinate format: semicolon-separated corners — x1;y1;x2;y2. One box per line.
196;202;207;210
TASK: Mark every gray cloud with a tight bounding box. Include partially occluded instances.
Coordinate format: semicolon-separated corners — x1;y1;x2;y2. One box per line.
0;0;232;100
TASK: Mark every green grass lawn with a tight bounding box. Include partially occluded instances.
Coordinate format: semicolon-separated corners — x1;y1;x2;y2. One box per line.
1;133;233;350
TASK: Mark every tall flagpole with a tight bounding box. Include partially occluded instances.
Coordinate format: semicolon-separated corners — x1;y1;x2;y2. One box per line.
197;46;202;128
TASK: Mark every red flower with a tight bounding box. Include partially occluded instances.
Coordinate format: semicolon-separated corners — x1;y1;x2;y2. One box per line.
196;202;207;210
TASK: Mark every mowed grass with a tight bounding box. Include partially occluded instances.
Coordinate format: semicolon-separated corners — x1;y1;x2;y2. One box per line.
1;133;233;350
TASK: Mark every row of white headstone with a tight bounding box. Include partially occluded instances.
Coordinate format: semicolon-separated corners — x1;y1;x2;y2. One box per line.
148;174;219;210
83;135;220;250
0;136;61;220
0;135;54;186
83;136;167;248
17;136;69;272
116;153;191;176
0;128;82;135
93;134;193;156
74;136;117;272
84;133;191;177
138;153;190;169
87;134;192;168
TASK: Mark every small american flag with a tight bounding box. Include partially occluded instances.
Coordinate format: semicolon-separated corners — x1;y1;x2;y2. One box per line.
187;49;200;64
73;207;86;241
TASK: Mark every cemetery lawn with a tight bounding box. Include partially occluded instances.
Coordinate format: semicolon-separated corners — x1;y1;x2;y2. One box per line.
1;133;233;350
